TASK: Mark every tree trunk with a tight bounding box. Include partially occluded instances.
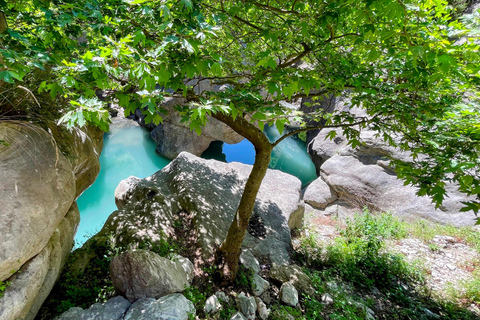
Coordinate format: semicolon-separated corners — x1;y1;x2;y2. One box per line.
218;143;272;282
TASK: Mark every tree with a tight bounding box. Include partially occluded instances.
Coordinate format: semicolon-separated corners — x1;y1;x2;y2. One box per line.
1;0;480;281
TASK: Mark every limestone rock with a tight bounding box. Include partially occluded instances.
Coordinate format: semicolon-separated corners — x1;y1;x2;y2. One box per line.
236;293;257;320
124;294;195;320
110;250;192;302
169;254;195;283
230;312;248;320
308;125;477;226
0;122;76;281
92;152;303;265
115;176;141;209
321;293;334;306
321;155;477;226
303;177;337;209
269;264;315;297
56;296;131;320
215;291;230;303
280;282;298;307
252;274;270;296
204;294;221;315
51;124;104;197
0;204;79;320
134;97;243;159
240;250;261;274
255;297;269;320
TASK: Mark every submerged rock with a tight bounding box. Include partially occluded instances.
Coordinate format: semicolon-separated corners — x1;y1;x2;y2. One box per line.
110;250;193;302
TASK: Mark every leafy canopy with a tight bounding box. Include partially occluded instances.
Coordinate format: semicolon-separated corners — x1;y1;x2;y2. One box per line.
1;0;479;212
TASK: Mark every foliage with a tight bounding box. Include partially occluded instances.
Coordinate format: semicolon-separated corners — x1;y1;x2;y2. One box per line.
1;0;479;210
2;0;480;279
0;280;10;298
294;212;480;319
323;211;422;290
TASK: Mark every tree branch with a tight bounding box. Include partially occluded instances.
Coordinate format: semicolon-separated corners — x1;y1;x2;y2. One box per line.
271;116;372;147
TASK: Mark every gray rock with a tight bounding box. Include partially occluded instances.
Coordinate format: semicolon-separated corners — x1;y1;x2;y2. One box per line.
230;312;247;320
215;291;230;303
124;294;195;320
321;293;334;306
280;282;298;307
136;97;243;159
236;293;257;320
168;254;195;283
0;203;80;320
255;297;269;320
204;294;221;315
269;264;315;297
423;308;441;319
252;274;270;296
110;250;192;302
115;176;142;209
0;122;75;281
51;124;104;197
94;152;303;265
366;307;376;320
321;155;477;226
303;177;337;209
308;124;477;226
240;250;261;274
56;296;131;320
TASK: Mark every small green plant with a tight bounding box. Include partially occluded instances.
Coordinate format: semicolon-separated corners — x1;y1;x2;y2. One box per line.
428;242;441;252
270;305;302;319
234;265;254;289
0;280;10;298
184;286;207;311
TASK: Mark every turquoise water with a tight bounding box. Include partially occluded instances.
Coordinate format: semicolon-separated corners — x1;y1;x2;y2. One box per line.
203;126;317;186
75;122;317;246
75;122;170;246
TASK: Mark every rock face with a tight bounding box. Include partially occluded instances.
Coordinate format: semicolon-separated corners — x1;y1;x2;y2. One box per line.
0;122;76;282
57;294;195;320
109;152;304;264
133;97;243;159
0;121;103;320
51;124;104;197
110;250;193;302
308;126;478;226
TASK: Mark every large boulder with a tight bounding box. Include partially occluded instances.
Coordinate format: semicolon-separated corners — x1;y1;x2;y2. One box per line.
110;250;193;302
134;97;243;159
76;152;302;269
0;204;79;320
51;124;104;197
0;122;76;281
308;127;477;226
0;121;103;320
